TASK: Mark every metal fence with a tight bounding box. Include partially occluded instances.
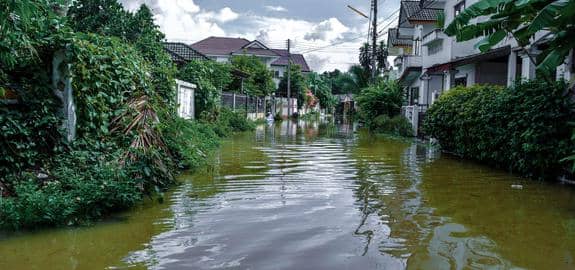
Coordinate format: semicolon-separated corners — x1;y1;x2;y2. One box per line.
221;92;267;119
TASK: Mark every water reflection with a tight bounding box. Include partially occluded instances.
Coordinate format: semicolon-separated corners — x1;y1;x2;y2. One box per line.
1;120;575;270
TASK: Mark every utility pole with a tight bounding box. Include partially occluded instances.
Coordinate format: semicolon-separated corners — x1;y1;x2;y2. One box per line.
371;0;378;82
287;39;291;118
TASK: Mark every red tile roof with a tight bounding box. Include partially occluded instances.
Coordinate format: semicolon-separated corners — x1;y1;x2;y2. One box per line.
191;36;250;56
271;49;311;72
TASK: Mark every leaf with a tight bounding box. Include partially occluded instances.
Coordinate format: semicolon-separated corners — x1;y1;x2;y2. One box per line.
528;0;569;33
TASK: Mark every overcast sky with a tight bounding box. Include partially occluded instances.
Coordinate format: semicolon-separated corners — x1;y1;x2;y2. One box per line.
120;0;400;72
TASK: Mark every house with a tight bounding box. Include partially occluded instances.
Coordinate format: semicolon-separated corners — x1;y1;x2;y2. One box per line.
190;37;311;87
389;0;574;136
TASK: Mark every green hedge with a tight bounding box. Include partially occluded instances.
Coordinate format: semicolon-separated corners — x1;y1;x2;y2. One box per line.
423;81;574;179
368;115;414;137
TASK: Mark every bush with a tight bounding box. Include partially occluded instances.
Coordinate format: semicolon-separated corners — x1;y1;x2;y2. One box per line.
369;115;414;137
356;81;403;122
0;147;141;230
218;108;256;132
424;81;575;179
163;117;220;170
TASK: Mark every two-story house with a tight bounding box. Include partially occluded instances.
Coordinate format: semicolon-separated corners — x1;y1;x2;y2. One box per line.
390;0;574;135
190;37;311;88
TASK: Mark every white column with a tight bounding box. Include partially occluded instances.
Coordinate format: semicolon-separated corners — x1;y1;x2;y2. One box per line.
521;55;536;80
444;70;452;91
507;51;517;87
419;78;428;105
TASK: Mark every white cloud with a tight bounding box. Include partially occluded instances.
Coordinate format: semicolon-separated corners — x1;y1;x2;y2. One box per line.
119;0;365;72
265;5;287;12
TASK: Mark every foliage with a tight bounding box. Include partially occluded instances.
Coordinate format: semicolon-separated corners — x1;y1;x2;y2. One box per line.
368;115;414;137
67;33;152;137
307;72;337;112
0;75;62;186
0;0;68;71
217;107;256;133
68;1;177;112
278;64;307;109
355;80;403;122
358;42;388;77
178;60;232;118
0;145;141;230
444;0;575;76
229;55;274;96
424;81;574;179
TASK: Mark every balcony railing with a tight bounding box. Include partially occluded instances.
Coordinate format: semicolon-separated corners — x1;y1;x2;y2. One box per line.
422;29;445;46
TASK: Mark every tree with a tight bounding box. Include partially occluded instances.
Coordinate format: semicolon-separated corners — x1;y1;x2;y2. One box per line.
358;41;388;78
228;55;274;96
355;80;403;121
278;64;307;109
69;1;177;109
444;0;575;77
178;60;232;118
307;72;337;112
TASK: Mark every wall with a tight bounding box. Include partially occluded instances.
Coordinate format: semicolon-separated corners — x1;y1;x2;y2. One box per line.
454;64;475;86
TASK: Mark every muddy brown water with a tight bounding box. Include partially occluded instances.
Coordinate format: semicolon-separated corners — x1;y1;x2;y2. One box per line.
1;121;575;270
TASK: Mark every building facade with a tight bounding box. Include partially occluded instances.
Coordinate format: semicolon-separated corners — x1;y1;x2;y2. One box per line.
389;0;574;135
190;37;311;88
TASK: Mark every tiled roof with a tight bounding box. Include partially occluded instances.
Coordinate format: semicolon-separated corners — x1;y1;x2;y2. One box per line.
388;28;413;47
401;1;442;22
191;37;251;55
271;49;311;72
163;42;209;63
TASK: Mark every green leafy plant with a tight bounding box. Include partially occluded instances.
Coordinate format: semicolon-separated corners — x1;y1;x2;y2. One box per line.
229;55;275;96
424;81;574;179
369;115;414;137
444;0;575;77
178;60;232;118
355;80;403;122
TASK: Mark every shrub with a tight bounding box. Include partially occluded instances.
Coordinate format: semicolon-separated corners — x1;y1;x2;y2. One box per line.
218;107;256;132
424;81;574;179
178;60;232;119
163;117;220;170
356;81;403;122
0;147;141;230
369;115;414;137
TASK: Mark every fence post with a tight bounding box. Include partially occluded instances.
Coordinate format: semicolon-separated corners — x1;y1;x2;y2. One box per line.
232;93;236;111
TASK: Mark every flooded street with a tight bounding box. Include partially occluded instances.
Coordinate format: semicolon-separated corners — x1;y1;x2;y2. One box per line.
1;121;575;270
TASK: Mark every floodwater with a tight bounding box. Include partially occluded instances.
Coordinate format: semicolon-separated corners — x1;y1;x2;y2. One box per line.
1;121;575;270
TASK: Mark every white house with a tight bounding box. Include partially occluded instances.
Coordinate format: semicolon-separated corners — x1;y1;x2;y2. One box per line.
190;37;311;88
389;0;574;135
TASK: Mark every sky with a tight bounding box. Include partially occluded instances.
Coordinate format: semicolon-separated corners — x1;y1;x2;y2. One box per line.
119;0;401;72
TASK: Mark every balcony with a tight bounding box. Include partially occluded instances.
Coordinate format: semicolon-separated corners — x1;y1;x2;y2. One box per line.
396;54;422;84
422;29;445;46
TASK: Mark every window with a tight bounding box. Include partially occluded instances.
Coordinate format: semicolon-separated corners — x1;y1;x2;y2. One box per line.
410;87;419;105
454;1;466;17
454;76;467;87
428;43;443;55
273;70;281;78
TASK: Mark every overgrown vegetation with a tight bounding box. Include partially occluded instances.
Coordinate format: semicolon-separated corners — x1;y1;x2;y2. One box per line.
0;0;254;230
424;81;575;180
355;81;413;137
177;60;232;119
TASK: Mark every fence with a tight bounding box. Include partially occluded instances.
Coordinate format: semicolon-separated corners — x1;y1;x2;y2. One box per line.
221;92;266;120
221;92;299;120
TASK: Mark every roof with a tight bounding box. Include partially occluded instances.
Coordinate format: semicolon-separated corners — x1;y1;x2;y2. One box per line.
191;37;251;55
271;49;311;72
163;42;209;63
388;28;413;47
399;1;442;27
